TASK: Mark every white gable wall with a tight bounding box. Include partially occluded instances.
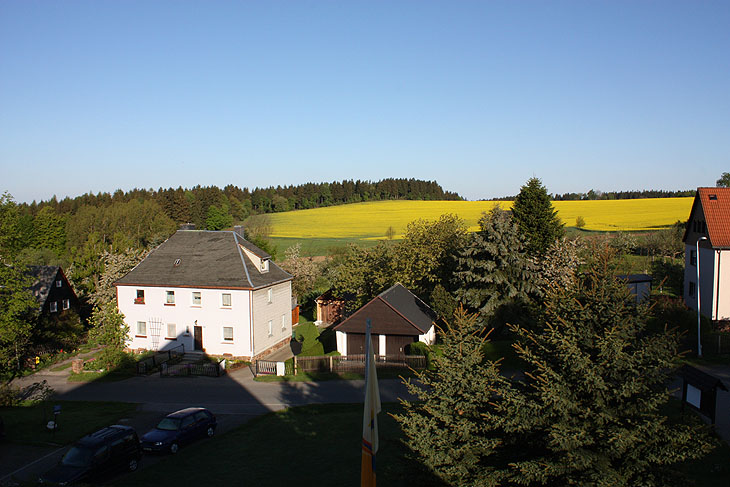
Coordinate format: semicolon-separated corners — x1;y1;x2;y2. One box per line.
418;324;436;345
117;285;253;356
251;281;293;357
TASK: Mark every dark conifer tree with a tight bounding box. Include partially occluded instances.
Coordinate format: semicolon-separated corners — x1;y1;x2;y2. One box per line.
511;177;564;256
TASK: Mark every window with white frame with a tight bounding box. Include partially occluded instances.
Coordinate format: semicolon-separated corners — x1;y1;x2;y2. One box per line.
135;289;145;304
49;301;58;312
62;299;70;310
166;291;175;304
281;314;286;332
223;327;234;341
192;291;201;305
267;288;273;304
56;280;62;288
137;321;147;336
222;293;232;307
166;323;176;339
268;320;273;337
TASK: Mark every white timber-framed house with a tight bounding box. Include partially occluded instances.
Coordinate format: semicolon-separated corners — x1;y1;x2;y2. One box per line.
115;226;294;360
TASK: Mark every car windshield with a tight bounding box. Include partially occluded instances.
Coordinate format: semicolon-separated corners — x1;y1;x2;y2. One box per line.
60;446;93;467
156;417;182;431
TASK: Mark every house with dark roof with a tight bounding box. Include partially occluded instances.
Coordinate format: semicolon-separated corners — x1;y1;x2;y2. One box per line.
682;187;730;322
333;283;437;357
115;226;294;360
26;265;80;317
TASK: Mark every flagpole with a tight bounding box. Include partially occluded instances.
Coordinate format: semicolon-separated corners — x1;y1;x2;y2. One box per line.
361;318;380;487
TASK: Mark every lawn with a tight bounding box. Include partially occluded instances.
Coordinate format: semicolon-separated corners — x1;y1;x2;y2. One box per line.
115;403;446;487
114;401;728;487
0;400;138;446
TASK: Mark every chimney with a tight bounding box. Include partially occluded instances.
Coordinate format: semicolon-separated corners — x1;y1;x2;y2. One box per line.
234;225;245;238
180;223;196;230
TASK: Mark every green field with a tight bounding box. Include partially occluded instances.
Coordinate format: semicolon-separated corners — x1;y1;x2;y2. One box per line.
267;198;693;255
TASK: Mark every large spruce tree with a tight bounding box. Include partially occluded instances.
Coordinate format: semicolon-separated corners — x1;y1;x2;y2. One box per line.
397;247;716;487
394;307;516;487
453;206;540;330
511;177;564;256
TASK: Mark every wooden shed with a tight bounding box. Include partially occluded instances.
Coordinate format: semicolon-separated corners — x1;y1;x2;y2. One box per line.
315;289;346;325
333;284;437;358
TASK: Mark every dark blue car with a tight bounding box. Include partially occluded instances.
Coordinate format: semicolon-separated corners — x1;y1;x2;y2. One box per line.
140;407;216;454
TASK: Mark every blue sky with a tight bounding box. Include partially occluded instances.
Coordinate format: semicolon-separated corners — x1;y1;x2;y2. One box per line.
1;1;728;203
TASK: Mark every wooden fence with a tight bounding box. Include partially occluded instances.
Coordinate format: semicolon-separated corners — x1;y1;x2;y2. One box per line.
708;333;730;355
253;354;426;377
295;354;426;374
160;360;225;377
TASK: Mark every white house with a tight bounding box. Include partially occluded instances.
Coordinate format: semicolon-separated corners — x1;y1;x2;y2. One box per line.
333;283;437;357
115;226;294;360
683;187;730;322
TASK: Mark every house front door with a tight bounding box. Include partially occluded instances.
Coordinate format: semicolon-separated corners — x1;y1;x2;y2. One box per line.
193;326;203;351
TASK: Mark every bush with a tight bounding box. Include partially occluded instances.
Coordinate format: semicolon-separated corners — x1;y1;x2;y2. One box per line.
0;384;19;406
92;349;136;372
405;341;429;356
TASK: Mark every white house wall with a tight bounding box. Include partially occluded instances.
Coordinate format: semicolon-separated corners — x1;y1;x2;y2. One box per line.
336;327;435;356
117;285;252;357
684;244;721;320
336;330;347;355
418;325;436;345
712;249;730;321
251;281;293;357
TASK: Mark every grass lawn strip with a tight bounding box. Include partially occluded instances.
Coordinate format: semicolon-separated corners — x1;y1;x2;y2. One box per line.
113;401;728;487
0;401;139;447
115;403;446;487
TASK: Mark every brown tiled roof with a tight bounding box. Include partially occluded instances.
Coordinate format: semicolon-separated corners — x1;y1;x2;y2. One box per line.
333;284;437;335
684;188;730;248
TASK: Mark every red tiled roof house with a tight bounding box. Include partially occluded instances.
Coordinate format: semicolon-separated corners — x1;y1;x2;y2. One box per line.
682;187;730;321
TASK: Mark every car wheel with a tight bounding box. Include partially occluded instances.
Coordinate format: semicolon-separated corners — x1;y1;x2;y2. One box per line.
170;443;179;454
128;459;139;471
206;426;215;438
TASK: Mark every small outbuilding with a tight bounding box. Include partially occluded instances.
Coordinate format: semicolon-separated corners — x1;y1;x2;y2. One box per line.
333;283;437;358
618;274;652;303
315;289;347;325
679;365;728;424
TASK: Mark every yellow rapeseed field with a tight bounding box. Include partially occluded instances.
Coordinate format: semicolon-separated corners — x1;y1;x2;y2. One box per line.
268;198;693;240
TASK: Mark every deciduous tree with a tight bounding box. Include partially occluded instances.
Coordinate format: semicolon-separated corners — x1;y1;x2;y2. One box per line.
281;244;319;300
716;172;730;187
0;265;37;376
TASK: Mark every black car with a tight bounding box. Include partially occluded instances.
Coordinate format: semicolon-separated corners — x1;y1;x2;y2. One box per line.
140;407;216;454
39;425;141;485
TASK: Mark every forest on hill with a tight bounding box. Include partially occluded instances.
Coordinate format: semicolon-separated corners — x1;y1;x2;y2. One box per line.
0;178;459;298
491;188;695;201
26;178;461;225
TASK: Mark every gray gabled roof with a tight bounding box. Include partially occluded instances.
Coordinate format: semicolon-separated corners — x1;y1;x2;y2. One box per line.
26;265;61;305
378;283;437;334
334;283;437;335
114;230;292;290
